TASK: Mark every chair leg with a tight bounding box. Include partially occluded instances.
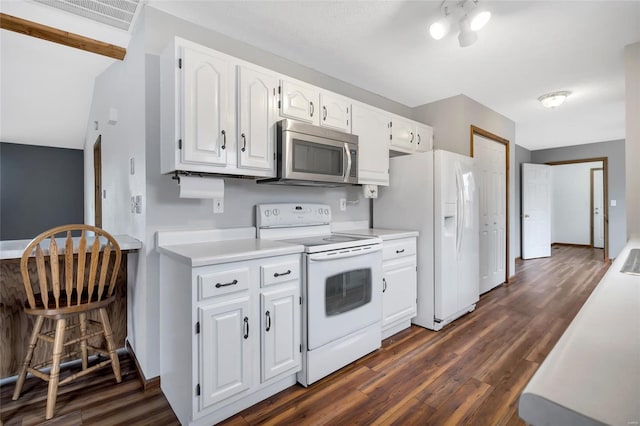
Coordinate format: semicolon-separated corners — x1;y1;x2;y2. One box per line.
79;313;88;370
12;315;45;400
99;308;121;383
46;318;67;420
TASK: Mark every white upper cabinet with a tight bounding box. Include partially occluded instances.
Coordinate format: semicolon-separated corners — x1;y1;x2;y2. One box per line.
279;79;318;124
351;103;390;186
415;123;434;152
237;65;277;173
390;115;416;153
319;92;350;132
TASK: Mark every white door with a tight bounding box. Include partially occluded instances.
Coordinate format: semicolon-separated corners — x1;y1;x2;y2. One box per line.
592;168;605;249
182;46;230;166
522;163;552;259
474;135;506;293
351;104;390;186
319;92;350;132
279;79;318;124
261;285;301;382
237;65;276;173
382;257;417;327
199;297;251;410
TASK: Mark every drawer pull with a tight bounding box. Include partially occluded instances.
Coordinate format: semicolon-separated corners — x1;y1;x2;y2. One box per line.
273;270;292;278
215;279;238;288
396;249;405;254
243;317;249;339
382;277;387;293
265;311;271;332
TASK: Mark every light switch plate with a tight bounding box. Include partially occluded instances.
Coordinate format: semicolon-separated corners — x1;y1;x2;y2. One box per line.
213;198;224;214
610;200;617;207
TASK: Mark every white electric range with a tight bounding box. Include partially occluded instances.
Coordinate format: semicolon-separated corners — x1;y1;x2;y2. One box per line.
256;203;382;386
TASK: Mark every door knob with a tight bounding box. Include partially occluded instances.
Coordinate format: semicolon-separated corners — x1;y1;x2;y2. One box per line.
524;214;530;218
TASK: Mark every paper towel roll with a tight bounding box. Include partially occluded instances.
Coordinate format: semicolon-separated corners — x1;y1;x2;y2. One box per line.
179;176;224;199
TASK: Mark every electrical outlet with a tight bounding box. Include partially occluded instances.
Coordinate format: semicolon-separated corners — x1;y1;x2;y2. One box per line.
213;198;224;214
135;195;142;214
339;198;346;211
130;196;136;213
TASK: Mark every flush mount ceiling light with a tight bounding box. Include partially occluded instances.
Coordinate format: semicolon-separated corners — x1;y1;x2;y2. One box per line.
538;91;572;108
429;0;491;47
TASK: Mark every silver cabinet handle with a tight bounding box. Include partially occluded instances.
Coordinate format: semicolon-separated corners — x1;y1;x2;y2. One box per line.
309;101;315;117
410;132;414;143
382;277;387;293
215;279;238;288
396;249;405;254
265;311;271;332
273;270;291;278
243;317;249;339
322;105;327;121
221;130;226;150
417;134;421;145
241;133;247;152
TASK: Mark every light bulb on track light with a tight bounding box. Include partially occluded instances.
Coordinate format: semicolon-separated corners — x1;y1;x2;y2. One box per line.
469;9;491;31
429;18;450;40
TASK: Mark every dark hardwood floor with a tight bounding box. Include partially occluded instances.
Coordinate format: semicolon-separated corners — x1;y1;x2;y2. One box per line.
1;245;609;425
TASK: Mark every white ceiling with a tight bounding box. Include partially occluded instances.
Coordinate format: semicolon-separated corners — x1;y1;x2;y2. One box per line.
1;1;639;151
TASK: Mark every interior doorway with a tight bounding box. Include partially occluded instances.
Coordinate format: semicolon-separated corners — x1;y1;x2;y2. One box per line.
93;136;102;228
591;168;604;249
470;125;510;293
547;158;609;261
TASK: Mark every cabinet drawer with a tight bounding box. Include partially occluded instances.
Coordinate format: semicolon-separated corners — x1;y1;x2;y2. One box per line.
261;260;300;287
198;268;250;300
383;238;416;261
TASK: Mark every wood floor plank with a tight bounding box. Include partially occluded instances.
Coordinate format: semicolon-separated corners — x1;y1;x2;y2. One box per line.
1;246;609;426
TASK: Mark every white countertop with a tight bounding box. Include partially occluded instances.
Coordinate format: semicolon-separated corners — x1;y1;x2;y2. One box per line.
156;227;302;267
0;234;142;260
337;228;419;241
519;238;640;426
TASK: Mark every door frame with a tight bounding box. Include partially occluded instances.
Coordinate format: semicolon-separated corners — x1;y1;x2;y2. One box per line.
470;125;510;284
93;135;102;228
546;157;608;260
590;167;604;248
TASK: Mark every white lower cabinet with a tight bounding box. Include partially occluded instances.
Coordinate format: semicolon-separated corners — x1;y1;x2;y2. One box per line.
199;297;251;410
159;252;301;425
381;237;417;339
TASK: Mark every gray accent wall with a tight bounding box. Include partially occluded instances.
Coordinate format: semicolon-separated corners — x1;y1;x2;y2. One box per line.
0;142;84;240
514;144;532;258
531;139;626;258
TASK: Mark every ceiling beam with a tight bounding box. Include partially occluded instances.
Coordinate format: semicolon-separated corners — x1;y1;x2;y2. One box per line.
0;13;126;60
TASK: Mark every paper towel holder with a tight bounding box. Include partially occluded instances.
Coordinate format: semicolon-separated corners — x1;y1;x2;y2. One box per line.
172;171;205;185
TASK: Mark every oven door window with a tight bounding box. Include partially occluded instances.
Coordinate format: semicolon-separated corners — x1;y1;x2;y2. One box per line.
325;268;372;316
292;139;344;177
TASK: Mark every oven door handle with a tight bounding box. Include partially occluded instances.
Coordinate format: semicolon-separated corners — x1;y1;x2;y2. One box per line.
307;244;381;261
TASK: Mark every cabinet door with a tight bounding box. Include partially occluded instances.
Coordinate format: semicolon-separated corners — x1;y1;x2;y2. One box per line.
319;92;350;132
351;104;390;186
181;46;231;166
382;258;417;327
237;65;277;173
415;123;434;152
199;297;251;410
261;285;300;382
279;79;318;124
390;116;416;153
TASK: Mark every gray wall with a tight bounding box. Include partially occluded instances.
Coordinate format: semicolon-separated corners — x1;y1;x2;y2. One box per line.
531;139;626;258
0;142;84;240
514;144;532;258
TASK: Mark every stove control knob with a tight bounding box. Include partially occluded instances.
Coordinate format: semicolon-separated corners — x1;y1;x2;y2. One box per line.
273;208;280;216
264;210;271;217
318;208;323;215
324;208;329;215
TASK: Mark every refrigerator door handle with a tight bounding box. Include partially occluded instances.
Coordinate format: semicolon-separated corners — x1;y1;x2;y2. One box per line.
455;164;464;258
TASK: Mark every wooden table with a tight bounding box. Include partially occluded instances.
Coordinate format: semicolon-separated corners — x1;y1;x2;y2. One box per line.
0;235;141;379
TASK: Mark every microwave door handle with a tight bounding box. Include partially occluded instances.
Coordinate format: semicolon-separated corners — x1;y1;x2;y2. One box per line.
344;143;352;182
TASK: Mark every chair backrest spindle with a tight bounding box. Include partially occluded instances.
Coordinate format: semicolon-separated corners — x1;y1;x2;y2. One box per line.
64;231;74;307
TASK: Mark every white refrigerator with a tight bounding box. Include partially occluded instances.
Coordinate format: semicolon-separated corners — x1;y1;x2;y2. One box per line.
374;150;479;331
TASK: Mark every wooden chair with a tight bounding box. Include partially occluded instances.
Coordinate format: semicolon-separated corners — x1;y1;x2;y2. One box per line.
12;224;123;420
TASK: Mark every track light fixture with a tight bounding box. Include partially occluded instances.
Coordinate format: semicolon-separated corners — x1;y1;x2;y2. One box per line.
429;0;491;47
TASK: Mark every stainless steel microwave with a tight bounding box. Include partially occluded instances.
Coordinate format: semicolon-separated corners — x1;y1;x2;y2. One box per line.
259;119;358;186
